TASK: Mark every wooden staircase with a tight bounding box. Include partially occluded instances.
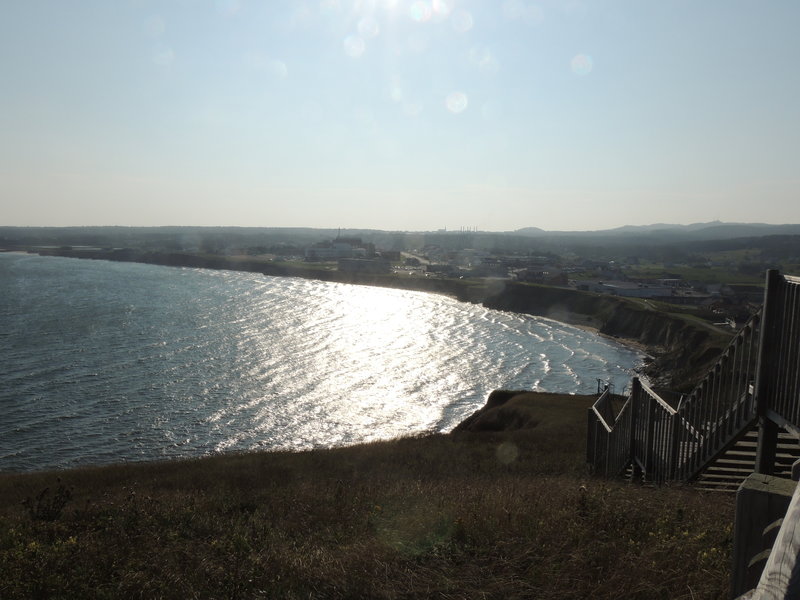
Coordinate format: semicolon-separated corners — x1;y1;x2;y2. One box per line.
694;427;800;492
621;425;800;492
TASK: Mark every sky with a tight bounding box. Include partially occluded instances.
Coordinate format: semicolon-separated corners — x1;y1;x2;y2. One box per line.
1;0;798;232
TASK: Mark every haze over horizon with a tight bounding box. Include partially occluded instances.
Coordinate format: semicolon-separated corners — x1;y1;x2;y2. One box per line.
2;1;798;231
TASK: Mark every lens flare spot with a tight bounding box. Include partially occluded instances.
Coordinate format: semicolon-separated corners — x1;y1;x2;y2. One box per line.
388;77;404;102
152;44;175;67
409;1;432;22
344;35;366;58
144;15;165;37
451;9;473;33
432;0;451;16
445;91;468;114
358;16;380;38
469;46;499;73
268;59;288;78
571;53;593;75
496;442;519;465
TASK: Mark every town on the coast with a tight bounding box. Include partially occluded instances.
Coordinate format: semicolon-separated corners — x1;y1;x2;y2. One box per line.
5;222;797;329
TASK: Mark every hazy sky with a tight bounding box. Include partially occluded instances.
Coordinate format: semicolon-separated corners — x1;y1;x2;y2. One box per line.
1;1;798;231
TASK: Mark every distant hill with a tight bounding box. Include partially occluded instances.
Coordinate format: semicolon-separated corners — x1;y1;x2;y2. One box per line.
2;223;799;260
514;222;800;241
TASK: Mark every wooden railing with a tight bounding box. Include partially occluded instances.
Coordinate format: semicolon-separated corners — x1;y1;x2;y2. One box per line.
587;270;799;485
754;272;800;474
587;389;632;478
673;311;761;481
588;310;761;483
630;379;678;483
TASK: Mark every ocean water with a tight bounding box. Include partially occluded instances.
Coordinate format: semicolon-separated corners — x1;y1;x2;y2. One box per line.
0;253;642;472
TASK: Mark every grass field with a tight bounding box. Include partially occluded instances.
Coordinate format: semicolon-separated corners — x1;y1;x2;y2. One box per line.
623;264;764;285
0;392;734;599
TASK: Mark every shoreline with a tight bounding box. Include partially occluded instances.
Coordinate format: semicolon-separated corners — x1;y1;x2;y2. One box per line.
514;310;653;369
20;247;655;349
11;247;728;388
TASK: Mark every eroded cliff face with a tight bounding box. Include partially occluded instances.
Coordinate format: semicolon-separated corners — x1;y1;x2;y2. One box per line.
481;282;732;391
598;301;730;390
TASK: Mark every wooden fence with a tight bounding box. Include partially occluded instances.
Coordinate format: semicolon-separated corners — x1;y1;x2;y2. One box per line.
753;271;800;475
587;389;632;478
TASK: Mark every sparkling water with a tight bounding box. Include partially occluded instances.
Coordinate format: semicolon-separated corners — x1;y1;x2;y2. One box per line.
0;253;642;471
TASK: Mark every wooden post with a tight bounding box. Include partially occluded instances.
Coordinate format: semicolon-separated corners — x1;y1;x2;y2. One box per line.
746;481;800;598
630;377;642;481
755;270;782;475
730;473;796;598
644;394;655;479
587;408;596;468
669;412;681;481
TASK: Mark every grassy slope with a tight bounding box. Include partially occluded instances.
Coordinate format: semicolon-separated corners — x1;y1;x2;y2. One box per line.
0;392;733;599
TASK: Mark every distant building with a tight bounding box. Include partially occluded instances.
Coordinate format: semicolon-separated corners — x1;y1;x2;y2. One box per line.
305;238;368;261
516;267;565;284
577;280;673;298
454;248;489;267
467;260;509;278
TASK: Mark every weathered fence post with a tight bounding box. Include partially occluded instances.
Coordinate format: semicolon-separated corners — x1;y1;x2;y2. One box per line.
730;473;797;598
755;270;782;475
630;377;642;481
644;393;655;479
669;412;681;481
587;407;596;469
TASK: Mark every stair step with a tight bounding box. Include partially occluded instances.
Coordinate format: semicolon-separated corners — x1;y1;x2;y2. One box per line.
698;472;752;481
694;484;739;494
703;467;757;475
695;477;743;486
721;450;798;460
695;477;744;486
729;441;800;450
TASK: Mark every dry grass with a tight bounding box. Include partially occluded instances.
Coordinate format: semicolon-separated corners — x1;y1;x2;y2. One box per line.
0;393;734;599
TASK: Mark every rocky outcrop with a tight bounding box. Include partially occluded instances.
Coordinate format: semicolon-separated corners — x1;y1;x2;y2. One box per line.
453;390;532;432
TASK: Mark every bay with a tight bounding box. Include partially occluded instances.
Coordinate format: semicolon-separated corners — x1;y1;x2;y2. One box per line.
0;253;642;471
